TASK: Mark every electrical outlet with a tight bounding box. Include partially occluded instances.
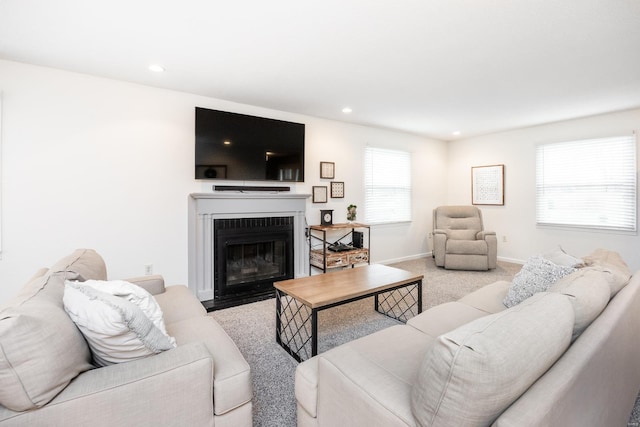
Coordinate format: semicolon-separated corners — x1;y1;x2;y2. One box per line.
428;232;433;239
144;264;153;276
502;236;507;243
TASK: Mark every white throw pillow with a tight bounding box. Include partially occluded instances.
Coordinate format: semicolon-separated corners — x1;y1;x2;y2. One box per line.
63;280;176;367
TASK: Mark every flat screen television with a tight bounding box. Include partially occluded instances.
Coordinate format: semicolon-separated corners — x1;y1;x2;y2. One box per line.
195;107;305;182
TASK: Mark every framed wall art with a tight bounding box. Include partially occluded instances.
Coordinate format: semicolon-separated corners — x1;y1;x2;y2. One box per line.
471;164;505;205
330;181;344;198
312;186;328;203
320;161;335;179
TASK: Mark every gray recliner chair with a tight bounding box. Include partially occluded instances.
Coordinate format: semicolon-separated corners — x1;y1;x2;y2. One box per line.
432;205;497;270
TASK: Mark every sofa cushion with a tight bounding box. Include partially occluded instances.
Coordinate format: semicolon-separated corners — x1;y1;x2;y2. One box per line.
583;248;632;296
550;269;611;340
0;250;106;411
316;325;434;426
503;255;576;308
457;280;510;314
445;239;487;255
63;281;176;367
154;285;207;325
49;248;108;283
411;292;574;427
445;229;479;240
543;246;585;268
0;273;96;411
407;302;488;338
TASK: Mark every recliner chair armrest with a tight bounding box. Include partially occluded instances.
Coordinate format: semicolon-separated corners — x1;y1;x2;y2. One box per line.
433;231;447;267
477;231;496;240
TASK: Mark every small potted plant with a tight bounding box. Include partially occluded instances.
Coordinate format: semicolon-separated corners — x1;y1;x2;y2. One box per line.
347;204;357;222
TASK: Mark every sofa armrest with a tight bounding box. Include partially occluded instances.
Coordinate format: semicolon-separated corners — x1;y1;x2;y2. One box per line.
296;357;319;419
125;274;166;295
1;343;215;426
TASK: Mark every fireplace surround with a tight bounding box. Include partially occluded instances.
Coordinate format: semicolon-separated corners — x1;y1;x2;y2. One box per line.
188;192;309;310
214;216;293;303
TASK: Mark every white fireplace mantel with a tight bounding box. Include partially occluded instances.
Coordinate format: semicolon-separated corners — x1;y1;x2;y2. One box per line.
188;192;310;301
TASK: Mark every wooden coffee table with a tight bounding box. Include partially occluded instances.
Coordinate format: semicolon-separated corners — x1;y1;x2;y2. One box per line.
274;264;423;361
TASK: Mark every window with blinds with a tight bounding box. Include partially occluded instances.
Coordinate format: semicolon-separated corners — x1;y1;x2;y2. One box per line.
364;147;412;224
536;134;637;232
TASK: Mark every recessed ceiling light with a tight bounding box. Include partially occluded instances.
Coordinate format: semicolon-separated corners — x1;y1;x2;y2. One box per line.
148;64;165;73
452;131;461;136
342;107;353;114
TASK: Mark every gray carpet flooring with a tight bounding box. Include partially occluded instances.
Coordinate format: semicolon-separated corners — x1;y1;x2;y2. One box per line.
209;257;640;426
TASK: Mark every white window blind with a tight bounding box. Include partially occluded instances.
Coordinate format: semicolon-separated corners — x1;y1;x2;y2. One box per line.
536;134;637;232
364;147;412;224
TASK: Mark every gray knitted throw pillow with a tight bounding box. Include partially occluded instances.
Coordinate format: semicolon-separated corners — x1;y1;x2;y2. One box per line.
503;255;576;308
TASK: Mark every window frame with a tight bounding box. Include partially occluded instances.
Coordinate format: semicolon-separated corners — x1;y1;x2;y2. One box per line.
364;146;412;225
535;134;637;233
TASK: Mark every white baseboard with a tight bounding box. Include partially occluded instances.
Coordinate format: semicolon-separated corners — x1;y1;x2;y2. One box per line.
378;252;431;265
497;256;525;265
378;253;524;266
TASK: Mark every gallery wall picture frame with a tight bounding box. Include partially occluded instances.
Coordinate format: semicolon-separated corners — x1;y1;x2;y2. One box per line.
312;186;328;203
330;181;345;198
320;161;335;179
471;164;505;205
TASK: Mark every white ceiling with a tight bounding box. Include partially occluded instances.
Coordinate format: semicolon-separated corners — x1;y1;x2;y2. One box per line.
1;0;640;140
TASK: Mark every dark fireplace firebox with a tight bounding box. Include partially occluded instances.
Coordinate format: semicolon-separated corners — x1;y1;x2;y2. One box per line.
212;216;294;309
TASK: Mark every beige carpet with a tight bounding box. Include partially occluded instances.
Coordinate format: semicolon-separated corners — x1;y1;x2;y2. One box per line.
209;257;521;426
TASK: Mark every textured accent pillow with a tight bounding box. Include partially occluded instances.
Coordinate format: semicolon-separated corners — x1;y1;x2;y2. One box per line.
63;280;176;367
411;292;574;427
503;255;576;308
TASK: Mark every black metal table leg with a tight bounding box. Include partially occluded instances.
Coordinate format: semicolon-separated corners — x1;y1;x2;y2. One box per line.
275;289;283;346
311;309;318;357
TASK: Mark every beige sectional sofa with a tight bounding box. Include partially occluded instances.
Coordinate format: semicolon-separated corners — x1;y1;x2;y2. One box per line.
0;249;252;427
296;249;640;427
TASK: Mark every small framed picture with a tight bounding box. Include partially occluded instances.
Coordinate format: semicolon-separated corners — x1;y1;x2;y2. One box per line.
320;161;335;179
471;164;505;205
312;186;328;203
330;181;345;198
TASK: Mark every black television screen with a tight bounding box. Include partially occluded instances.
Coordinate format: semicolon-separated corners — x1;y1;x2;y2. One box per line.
195;107;305;182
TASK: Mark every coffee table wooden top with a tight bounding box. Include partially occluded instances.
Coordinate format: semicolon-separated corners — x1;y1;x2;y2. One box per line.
274;264;423;309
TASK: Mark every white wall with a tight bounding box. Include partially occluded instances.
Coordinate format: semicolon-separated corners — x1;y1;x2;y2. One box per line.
446;109;640;271
0;60;446;303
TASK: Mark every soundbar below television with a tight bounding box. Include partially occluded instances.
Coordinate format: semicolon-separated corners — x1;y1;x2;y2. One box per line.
195;107;305;182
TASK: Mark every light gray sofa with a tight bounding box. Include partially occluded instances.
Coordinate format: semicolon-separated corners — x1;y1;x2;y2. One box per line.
296;249;640;427
0;249;252;427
